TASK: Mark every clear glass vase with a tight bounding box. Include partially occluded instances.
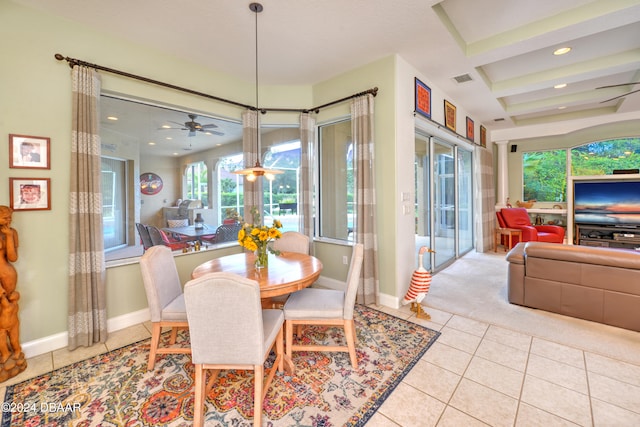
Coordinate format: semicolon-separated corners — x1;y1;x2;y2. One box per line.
255;246;268;269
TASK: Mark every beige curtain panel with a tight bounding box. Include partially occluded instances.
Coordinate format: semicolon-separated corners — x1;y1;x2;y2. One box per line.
299;112;315;246
351;94;379;305
477;147;495;252
242;109;262;224
67;66;107;350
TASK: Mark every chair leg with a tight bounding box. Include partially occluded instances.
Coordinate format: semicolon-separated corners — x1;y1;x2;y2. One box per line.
148;323;161;370
169;326;179;345
276;327;284;372
285;320;294;361
254;365;264;427
193;365;207;427
344;320;358;369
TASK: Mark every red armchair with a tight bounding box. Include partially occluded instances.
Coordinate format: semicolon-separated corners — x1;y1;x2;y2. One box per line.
498;208;565;244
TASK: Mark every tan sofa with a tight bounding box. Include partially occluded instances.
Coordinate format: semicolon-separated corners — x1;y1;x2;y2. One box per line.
506;242;640;332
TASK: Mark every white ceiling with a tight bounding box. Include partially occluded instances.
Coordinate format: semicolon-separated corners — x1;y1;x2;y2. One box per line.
12;0;640;137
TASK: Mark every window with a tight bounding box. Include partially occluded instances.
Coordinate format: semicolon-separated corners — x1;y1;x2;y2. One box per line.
101;157;127;251
186;161;208;205
571;138;640;176
318;119;354;240
219;154;244;219
522;150;567;202
100;95;244;262
263;139;301;232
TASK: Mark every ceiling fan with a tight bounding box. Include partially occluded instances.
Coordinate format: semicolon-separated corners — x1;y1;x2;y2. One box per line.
164;114;224;137
597;81;640;103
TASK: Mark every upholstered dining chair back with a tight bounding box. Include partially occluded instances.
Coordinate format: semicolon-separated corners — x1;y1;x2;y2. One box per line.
343;243;365;320
268;231;311;309
184;272;266;365
139;245;190;370
184;272;284;427
272;231;310;255
140;245;183;323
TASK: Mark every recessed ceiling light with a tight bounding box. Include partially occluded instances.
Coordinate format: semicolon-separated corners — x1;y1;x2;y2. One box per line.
554;83;567;89
558;106;567;110
148;142;156;146
173;152;179;156
553;47;571;56
162;125;171;129
166;137;172;140
107;116;118;121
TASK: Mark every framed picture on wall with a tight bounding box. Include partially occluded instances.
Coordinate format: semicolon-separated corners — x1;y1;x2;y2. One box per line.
444;100;456;132
414;78;431;119
9;134;51;169
466;117;474;142
480;125;487;147
10;177;51;211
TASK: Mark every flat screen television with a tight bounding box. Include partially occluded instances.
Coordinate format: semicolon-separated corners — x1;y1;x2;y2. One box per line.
573;179;640;227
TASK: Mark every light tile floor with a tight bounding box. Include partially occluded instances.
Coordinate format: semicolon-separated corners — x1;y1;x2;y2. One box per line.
2;306;640;426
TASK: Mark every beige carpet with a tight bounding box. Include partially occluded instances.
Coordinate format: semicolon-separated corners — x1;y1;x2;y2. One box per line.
425;250;640;366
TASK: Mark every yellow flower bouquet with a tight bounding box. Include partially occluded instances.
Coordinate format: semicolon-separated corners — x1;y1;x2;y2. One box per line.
237;207;283;268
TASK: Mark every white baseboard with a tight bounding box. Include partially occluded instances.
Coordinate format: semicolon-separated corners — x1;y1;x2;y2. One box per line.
378;292;399;309
107;308;150;332
316;276;399;310
314;275;347;291
22;308;150;359
22;332;68;359
22;288;399;359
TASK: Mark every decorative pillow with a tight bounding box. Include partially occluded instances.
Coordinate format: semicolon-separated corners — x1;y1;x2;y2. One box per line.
167;219;189;228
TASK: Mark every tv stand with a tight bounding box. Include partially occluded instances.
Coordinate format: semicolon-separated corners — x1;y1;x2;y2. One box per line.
576;224;640;250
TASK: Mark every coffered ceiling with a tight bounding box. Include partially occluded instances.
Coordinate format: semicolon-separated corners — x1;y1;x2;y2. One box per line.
12;0;640;136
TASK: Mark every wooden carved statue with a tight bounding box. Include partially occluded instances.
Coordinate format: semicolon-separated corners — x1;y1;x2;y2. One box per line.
0;206;26;381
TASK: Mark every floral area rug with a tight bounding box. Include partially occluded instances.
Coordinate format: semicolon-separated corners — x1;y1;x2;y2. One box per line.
2;305;439;426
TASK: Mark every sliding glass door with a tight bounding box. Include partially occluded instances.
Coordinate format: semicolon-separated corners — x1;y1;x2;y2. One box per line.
415;132;474;272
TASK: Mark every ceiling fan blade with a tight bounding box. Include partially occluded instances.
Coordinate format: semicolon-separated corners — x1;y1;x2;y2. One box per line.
596;81;640;89
600;88;640;103
200;123;219;129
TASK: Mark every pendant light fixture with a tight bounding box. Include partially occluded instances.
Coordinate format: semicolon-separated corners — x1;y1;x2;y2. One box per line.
233;2;283;182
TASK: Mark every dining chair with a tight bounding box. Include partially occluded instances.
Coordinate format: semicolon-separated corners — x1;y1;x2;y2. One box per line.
283;243;364;368
267;231;311;308
184;272;284;427
147;225;190;251
135;223;153;251
201;221;242;245
272;231;310;255
139;245;191;370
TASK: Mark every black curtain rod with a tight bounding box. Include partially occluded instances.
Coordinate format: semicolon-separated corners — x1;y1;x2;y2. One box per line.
54;53;377;114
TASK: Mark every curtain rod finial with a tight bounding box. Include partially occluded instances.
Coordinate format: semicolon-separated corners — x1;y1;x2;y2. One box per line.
54;53;64;61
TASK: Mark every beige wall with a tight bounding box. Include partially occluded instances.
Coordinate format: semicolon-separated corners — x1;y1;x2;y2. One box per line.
3;1;541;354
0;2;403;352
0;2;307;349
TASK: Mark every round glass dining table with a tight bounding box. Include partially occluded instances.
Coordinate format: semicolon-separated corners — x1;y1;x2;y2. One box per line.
191;251;323;299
